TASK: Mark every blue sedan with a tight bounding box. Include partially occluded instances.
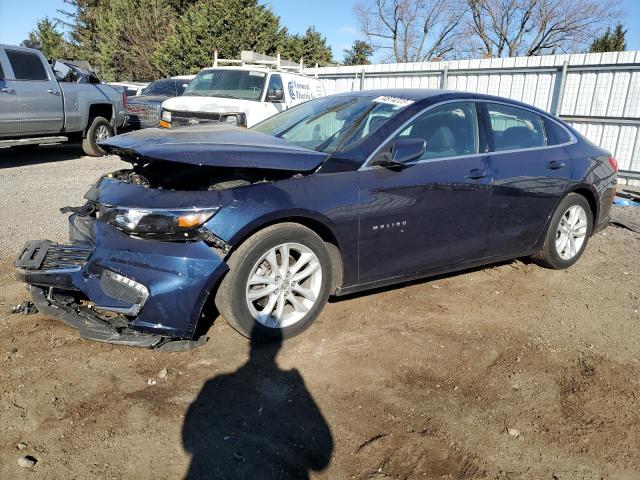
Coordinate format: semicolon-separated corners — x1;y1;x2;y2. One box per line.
15;89;618;348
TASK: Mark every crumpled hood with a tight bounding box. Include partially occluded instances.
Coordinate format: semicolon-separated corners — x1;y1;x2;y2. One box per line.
100;125;329;172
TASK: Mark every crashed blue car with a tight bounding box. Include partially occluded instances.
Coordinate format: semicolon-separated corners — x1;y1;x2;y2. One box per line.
15;90;617;350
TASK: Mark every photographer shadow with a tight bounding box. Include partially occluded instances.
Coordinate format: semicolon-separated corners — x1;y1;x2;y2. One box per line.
182;328;333;479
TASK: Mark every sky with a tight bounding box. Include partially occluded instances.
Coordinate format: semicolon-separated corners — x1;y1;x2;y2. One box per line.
0;0;639;63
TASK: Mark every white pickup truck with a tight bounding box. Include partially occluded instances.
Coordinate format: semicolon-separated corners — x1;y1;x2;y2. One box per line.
160;51;325;129
0;44;127;156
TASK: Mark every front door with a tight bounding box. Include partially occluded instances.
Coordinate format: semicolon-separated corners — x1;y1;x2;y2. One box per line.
5;49;63;134
0;51;19;134
357;101;493;285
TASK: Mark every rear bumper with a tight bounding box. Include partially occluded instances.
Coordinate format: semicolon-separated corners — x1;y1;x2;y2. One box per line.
15;216;228;345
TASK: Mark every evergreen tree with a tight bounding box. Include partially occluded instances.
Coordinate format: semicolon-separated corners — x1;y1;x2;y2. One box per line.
57;0;107;64
343;40;373;65
155;0;287;76
22;17;71;59
300;27;333;66
96;0;176;81
589;23;627;53
280;28;333;66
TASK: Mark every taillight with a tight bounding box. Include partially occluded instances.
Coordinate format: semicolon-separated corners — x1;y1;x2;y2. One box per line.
122;91;128;108
608;156;618;172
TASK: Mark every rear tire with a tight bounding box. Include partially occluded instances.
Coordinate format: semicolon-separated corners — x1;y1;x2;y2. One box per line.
215;223;333;341
82;116;113;157
532;193;593;269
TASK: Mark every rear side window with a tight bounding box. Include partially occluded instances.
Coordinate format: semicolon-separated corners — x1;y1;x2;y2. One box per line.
487;103;545;151
0;61;4;79
6;50;49;81
544;117;572;145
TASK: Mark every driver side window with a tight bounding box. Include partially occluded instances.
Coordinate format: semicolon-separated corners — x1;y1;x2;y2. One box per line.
394;102;479;161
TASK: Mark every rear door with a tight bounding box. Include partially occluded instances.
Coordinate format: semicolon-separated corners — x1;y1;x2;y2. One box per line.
0;48;20;134
481;102;572;257
5;49;63;134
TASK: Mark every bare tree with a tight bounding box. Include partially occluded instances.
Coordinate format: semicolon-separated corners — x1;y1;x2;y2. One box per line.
354;0;466;62
467;0;622;57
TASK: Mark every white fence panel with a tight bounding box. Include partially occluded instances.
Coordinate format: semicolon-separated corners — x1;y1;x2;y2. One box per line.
309;52;640;185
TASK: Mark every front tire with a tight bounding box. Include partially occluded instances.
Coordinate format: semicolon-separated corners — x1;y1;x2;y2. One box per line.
533;193;593;269
82;116;114;156
215;223;333;340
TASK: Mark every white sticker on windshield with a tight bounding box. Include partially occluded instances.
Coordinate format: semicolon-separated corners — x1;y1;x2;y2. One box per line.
372;96;414;107
249;71;266;77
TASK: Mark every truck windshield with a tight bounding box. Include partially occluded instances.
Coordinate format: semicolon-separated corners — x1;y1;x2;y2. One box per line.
142;79;177;96
252;95;411;153
183;69;266;101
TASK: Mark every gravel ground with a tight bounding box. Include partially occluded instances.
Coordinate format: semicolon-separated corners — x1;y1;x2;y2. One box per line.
0;144;122;254
1;145;639;479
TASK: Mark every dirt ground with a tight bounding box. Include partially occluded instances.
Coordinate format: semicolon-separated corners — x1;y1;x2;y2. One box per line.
0;145;639;479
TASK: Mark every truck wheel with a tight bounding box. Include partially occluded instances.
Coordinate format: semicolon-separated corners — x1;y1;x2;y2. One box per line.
215;223;333;341
82;116;114;157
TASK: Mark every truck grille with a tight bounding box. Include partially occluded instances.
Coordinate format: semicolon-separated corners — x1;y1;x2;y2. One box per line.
169;110;222;126
126;103;161;128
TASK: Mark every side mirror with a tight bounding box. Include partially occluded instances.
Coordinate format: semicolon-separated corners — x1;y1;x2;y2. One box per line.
268;88;284;102
373;138;426;168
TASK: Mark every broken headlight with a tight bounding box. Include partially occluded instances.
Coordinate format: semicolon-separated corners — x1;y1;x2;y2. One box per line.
105;207;218;237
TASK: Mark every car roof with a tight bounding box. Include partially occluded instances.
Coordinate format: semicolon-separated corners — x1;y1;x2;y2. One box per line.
333;89;451;100
334;89;556;117
0;44;41;54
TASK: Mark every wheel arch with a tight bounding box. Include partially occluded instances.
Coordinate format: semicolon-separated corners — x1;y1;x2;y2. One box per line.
566;184;599;230
227;213;345;294
533;184;600;250
84;103;114;136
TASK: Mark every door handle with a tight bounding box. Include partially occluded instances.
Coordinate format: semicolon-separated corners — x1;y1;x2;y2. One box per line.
47;89;61;96
546;160;566;170
466;168;490;180
0;87;15;94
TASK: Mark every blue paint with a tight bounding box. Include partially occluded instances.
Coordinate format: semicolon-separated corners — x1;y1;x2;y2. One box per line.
16;90;617;340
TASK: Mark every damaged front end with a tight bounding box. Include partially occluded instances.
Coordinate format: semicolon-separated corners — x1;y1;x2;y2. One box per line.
14;125;325;350
15;213;228;351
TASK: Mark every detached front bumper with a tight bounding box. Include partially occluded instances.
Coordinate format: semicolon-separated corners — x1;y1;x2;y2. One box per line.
15;217;228;349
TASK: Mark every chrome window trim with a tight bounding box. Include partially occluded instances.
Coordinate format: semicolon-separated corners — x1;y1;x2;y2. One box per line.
360;98;578;171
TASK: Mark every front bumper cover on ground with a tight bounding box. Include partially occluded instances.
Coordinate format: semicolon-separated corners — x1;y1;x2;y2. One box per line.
14;216;228;350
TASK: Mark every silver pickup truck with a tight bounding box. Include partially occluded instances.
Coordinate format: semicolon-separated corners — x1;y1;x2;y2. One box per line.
0;44;126;156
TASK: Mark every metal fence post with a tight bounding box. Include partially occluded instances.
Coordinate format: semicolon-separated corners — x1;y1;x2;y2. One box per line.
360;68;366;91
553;60;569;115
441;65;449;89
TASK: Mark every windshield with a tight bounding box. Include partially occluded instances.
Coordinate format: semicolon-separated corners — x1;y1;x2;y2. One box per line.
252;95;412;152
142;79;177;96
184;69;266;101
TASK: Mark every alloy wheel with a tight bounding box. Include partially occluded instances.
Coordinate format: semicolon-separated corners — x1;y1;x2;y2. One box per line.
555;205;588;260
245;242;323;328
95;125;112;142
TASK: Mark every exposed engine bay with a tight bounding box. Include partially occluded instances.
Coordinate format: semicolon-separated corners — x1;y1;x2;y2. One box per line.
108;159;299;191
